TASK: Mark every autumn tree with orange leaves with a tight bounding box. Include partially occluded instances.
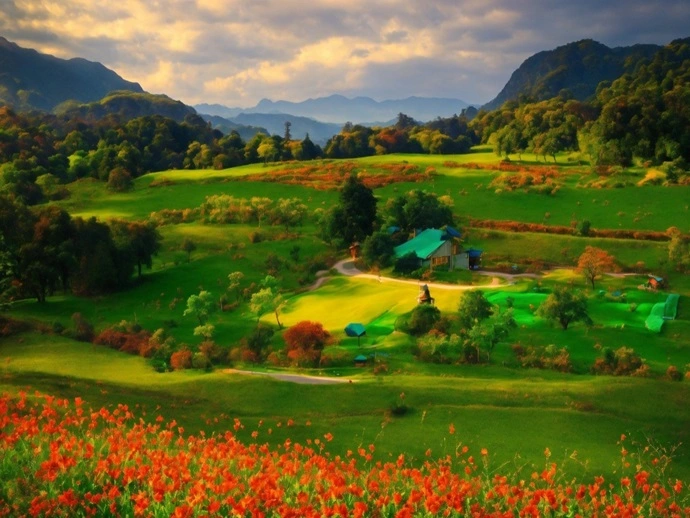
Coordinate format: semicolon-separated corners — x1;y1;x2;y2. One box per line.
577;246;617;289
283;321;331;367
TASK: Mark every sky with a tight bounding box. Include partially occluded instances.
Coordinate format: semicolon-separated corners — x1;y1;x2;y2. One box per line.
2;0;689;107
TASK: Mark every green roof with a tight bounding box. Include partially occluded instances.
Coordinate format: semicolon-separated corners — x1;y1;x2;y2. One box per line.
394;229;446;259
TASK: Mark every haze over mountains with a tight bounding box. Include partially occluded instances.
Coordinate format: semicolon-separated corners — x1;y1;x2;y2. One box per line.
196;95;471;125
0;35;685;145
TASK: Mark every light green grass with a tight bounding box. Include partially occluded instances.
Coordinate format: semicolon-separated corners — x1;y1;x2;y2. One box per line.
3;332;690;480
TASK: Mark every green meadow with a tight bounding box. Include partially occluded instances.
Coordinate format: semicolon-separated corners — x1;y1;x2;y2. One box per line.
2;150;690;480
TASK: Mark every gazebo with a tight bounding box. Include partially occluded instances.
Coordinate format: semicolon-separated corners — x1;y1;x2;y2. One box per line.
353;354;368;367
344;323;366;347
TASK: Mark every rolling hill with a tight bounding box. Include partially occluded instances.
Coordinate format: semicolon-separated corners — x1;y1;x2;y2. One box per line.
0;36;143;112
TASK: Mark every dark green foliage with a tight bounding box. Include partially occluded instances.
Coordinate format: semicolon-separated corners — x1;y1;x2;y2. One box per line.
457;290;494;330
482;39;659;110
386;190;454;235
327;174;377;246
361;231;395;268
407;305;441;336
537;287;592;330
245;324;275;362
107;168;133;192
394;252;420;275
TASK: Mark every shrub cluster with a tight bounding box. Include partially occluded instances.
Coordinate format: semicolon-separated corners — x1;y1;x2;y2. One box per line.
470;218;672;241
512;344;572;372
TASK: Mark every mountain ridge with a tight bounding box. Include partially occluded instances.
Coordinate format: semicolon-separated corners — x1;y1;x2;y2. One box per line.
482;39;661;110
195;95;471;124
0;36;143;112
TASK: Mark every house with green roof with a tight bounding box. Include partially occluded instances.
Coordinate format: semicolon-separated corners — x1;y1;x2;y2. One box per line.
393;227;482;271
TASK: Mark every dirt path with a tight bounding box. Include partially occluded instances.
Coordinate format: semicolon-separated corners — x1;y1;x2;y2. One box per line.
222;368;353;385
332;259;505;291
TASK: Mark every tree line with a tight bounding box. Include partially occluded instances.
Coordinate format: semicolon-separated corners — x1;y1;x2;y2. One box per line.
470;37;690;170
0;195;161;302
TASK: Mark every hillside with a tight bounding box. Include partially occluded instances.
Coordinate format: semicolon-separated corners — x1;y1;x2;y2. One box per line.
54;91;200;123
483;39;660;110
0;37;143;112
196;94;470;124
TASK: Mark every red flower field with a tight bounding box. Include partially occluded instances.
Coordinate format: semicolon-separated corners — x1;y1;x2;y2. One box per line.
1;393;688;517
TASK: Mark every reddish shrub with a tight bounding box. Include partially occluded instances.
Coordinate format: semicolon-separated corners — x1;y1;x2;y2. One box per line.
170;348;193;370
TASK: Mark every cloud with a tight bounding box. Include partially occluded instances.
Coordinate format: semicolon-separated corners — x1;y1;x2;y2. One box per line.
1;0;688;107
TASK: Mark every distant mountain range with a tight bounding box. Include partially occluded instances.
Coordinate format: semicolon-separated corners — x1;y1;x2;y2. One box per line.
199;112;344;145
1;34;685;145
196;95;470;125
0;36;143;112
482;39;661;110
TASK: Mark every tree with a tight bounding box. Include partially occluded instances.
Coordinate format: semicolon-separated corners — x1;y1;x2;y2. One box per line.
283;121;292;142
250;197;273;227
250;287;286;328
577;246;617;289
407;304;441;336
283;321;331;367
183;290;216;325
271;198;307;232
181;238;197;263
110;220;162;278
107;167;133;192
466;309;516;362
193;324;215;341
537;287;592;330
667;227;688;271
457;290;493;330
361;231;395;268
227;271;245;302
386;190;454;234
328;174;377;246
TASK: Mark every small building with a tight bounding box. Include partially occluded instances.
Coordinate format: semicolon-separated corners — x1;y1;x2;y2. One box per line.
349;242;361;259
646;275;665;290
393;227;482;271
353;354;368;367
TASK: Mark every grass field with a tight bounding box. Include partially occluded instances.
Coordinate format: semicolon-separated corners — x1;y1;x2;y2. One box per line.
3;149;690;483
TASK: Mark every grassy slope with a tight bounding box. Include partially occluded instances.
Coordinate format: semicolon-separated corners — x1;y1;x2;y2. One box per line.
3;333;689;480
4;149;690;480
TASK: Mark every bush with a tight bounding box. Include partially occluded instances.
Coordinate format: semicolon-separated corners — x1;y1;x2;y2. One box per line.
394;252;420;275
248;231;264;243
192;352;212;371
512;344;572;372
170;348;193;370
665;365;683;381
592;346;644;376
407;305;441;336
70;313;94;342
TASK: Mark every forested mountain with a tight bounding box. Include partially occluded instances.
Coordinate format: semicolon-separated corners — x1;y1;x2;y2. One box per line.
483;39;660;110
0;37;143;112
196;95;471;124
53;91;199;124
472;37;690;168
